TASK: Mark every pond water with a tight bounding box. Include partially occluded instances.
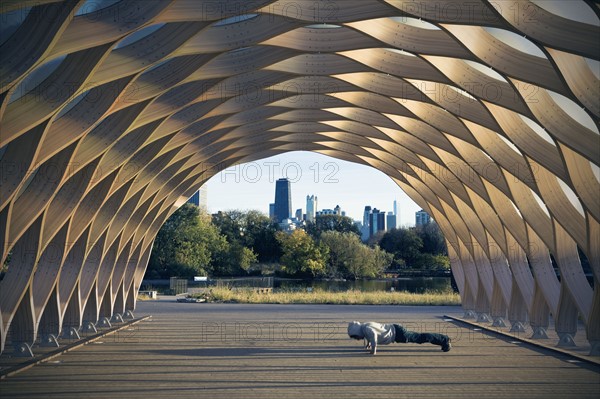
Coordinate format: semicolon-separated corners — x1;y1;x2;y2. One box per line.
275;277;456;293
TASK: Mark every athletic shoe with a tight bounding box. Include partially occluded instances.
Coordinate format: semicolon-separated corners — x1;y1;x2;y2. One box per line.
442;340;451;352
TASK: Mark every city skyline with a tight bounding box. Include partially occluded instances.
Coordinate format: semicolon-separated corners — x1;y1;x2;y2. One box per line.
204;151;421;225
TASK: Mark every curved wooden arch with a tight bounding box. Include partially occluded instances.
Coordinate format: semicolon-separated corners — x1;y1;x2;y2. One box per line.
0;0;598;356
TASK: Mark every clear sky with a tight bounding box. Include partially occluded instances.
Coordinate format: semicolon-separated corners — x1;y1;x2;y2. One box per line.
204;151;421;226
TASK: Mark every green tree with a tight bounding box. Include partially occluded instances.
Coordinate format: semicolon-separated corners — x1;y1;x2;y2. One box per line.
212;240;258;276
147;204;228;279
320;231;392;279
213;209;281;262
276;230;329;277
212;210;245;242
320;231;360;278
411;253;450;271
378;226;451;272
366;230;386;247
343;244;392;280
416;222;447;255
365;245;394;277
237;245;259;271
378;227;423;268
306;214;360;238
241;210;281;262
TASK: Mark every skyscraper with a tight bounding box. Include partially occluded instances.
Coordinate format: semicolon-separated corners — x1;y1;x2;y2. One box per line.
306;195;317;222
187;185;208;209
369;208;386;237
361;206;372;241
386;211;396;231
377;210;386;234
269;203;275;220
415;209;431;226
363;206;371;229
187;191;200;207
274;178;292;223
393;200;399;228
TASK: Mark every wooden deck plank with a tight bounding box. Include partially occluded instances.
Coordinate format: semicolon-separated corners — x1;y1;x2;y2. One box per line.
1;299;598;399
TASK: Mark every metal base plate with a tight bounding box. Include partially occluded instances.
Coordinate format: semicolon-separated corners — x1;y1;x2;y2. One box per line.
40;334;59;347
531;327;549;339
12;342;34;357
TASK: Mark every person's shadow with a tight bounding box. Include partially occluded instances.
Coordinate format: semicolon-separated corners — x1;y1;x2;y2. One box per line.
148;346;365;358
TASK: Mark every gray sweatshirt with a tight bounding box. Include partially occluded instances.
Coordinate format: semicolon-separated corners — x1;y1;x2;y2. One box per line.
347;321;396;355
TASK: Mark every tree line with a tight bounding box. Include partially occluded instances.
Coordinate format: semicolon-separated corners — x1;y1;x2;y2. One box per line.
145;204;450;280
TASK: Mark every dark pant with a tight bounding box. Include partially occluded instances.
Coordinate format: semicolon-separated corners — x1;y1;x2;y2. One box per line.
393;324;449;347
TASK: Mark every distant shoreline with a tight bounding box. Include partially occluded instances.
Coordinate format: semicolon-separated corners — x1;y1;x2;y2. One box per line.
143;272;452;286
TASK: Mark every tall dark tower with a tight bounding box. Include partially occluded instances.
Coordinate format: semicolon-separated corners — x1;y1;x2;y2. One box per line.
274;178;292;223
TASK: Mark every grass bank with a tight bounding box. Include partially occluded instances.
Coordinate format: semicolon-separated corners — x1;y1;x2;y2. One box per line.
193;287;460;306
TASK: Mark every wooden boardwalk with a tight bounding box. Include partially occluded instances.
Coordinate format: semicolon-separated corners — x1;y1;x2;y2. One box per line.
1;299;599;399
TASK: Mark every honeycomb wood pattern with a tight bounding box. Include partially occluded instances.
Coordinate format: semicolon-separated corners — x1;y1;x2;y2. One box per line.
0;0;598;354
